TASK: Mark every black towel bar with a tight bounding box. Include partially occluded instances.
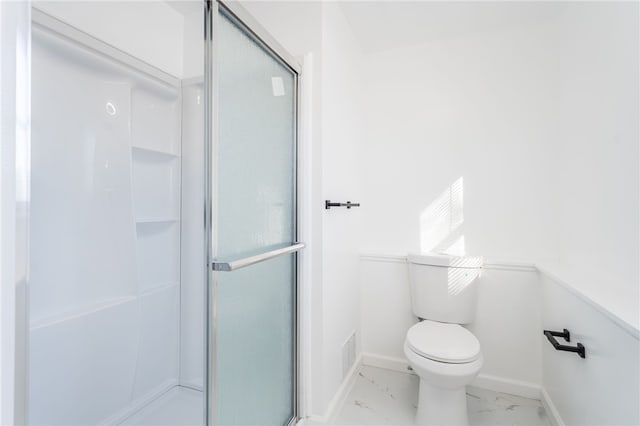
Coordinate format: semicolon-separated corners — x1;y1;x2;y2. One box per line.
543;328;586;359
325;200;360;210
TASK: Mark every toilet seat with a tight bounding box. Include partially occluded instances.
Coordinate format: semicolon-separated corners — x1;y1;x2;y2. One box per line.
406;320;480;364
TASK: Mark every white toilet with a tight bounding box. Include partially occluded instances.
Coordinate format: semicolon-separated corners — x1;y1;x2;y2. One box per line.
404;253;483;426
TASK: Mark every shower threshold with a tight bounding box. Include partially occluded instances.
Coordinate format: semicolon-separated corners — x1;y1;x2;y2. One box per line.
119;386;203;426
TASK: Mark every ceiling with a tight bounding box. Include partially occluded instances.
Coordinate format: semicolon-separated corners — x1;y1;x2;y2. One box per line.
339;1;562;54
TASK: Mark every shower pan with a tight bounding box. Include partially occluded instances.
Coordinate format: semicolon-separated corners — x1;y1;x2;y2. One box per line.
25;1;302;425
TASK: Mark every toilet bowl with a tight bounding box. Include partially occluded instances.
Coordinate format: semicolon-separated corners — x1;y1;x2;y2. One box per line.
406;253;483;426
404;320;483;425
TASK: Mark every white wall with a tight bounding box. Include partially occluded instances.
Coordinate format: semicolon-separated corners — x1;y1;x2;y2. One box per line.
547;2;639;329
541;271;640;425
537;7;640;423
320;1;365;413
467;266;542;392
360;258;413;362
360;11;561;263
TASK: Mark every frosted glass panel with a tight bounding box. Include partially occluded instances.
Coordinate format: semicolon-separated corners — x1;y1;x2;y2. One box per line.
215;10;297;426
217;12;296;259
216;255;295;425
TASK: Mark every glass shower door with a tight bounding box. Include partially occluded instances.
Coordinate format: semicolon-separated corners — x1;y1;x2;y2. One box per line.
209;5;300;425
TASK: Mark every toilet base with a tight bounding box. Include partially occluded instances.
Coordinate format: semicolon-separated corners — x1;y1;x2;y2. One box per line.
415;379;469;426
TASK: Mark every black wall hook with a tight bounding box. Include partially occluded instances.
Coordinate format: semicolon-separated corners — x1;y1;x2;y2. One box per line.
543;329;586;359
325;200;360;210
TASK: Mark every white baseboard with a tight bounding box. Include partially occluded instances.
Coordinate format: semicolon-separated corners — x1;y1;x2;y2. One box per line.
470;373;541;400
541;387;565;426
361;353;542;400
306;354;362;425
361;352;413;374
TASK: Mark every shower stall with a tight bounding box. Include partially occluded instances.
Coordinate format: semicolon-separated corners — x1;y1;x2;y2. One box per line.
26;1;302;424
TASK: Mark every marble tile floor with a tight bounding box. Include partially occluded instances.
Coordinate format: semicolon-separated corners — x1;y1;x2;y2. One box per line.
330;365;551;426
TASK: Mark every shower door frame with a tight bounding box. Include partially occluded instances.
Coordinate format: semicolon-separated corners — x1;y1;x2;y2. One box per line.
204;1;304;425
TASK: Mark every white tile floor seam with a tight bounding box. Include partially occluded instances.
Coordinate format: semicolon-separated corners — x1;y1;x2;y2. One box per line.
329;366;551;426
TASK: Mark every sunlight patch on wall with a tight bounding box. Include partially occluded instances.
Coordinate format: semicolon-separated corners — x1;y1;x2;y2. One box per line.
445;235;465;257
419;177;465;255
447;261;479;296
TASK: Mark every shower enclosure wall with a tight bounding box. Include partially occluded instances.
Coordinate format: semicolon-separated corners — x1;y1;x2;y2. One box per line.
26;1;301;425
29;2;206;424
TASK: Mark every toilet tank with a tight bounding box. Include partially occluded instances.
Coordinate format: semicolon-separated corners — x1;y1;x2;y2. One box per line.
408;253;483;324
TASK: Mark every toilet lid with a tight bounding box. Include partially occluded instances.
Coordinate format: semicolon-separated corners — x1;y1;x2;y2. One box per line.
406;320;481;364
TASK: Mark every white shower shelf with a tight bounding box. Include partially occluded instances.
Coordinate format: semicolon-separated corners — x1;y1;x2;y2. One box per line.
131;145;180;158
135;218;179;224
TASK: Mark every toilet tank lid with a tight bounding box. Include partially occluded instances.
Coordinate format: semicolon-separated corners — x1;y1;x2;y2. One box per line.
407;253;483;268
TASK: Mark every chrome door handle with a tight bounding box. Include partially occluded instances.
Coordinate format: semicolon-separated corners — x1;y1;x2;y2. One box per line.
211;243;305;271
